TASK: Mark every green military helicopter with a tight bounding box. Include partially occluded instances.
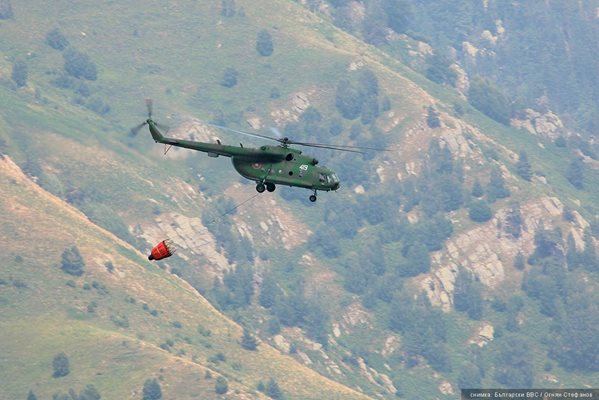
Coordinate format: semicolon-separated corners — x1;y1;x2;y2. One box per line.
131;100;384;202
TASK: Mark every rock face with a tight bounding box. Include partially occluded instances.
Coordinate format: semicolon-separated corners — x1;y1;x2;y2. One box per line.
511;109;565;140
469;323;495;347
137;212;231;274
422;197;579;311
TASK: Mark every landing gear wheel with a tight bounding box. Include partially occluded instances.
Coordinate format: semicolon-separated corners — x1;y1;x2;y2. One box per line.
256;182;266;193
309;194;317;202
266;183;276;192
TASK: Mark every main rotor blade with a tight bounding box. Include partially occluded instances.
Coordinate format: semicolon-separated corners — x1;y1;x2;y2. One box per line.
292;142;366;154
205;122;280;142
289;140;390;152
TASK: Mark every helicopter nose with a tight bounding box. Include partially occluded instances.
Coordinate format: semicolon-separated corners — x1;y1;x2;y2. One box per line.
333;182;340;190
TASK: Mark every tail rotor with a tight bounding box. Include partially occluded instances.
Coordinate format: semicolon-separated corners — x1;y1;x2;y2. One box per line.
129;99;169;137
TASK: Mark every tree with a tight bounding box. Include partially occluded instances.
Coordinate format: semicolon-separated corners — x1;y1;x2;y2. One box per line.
426;106;441;128
516;150;532;181
142;378;162;400
471;178;484;198
221;0;236;17
27;390;37;400
566;158;584;189
458;363;482;389
487;167;510;202
504;203;523;238
494;335;534;388
63;48;97;80
400;242;431;277
240;327;258;350
45;28;69;50
221;67;238;88
468;77;511;125
256;30;273;56
52;352;70;378
0;0;13;19
425;53;457;86
79;385;101;400
469;200;492;223
265;378;283;399
454;268;483;320
513;251;526;270
259;273;279;308
11;60;27;87
335;79;363;120
61;245;85;276
215;376;228;394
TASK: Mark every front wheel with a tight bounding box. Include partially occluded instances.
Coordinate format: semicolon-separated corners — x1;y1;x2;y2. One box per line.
256;183;266;193
309;194;317;202
266;183;276;192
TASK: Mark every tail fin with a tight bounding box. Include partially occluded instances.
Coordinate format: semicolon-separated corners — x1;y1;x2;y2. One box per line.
148;120;165;143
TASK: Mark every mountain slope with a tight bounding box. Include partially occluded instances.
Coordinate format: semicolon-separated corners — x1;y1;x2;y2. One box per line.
1;0;599;398
0;155;372;399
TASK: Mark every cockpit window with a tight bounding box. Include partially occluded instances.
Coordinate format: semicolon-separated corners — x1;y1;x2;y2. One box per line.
331;174;339;183
319;173;327;183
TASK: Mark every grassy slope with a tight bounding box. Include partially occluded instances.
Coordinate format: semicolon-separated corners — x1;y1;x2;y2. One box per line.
0;156;373;399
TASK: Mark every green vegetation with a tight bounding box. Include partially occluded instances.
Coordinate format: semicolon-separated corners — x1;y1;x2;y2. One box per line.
142;378;162;400
256;30;274;56
45;28;69;51
52;352;70;378
215;376;228;394
11;60;27;87
60;246;85;276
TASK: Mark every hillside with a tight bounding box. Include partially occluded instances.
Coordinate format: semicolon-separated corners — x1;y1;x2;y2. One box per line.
1;0;599;399
0;154;373;399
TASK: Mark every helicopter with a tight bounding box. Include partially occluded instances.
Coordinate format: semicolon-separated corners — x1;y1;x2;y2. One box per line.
131;100;385;202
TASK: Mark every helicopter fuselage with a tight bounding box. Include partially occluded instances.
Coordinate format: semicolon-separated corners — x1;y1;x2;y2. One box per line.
147;120;340;198
231;146;340;191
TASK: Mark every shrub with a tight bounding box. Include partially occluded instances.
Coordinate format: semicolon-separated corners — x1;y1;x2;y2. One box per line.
468;77;511;125
52;353;70;378
256;30;273;56
11;60;27;87
469;200;493;223
45;28;69;50
215;376;228;394
221;67;238;88
142;378;162;400
63;48;97;80
240;327;258;350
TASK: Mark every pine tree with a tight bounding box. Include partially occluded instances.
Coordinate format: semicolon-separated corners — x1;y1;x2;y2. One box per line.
566;158;584;189
11;60;27;87
142;378;162;400
516;150;532;181
215;376;228;394
513;251;526;270
52;352;70;378
221;0;236;17
60;245;85;276
471;178;484;198
45;28;69;50
265;378;283;399
256;30;273;56
27;390;37;400
487;167;510;202
240;327;258;350
259;273;279;308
